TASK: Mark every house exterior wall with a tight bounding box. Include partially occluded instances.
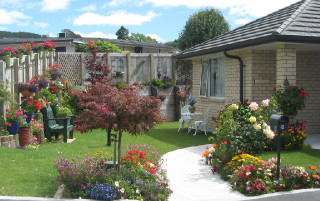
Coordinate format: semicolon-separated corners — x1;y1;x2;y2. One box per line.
190;48;320;135
296;51;320;135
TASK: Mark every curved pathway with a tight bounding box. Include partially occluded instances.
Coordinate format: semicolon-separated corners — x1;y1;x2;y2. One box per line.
163;144;246;201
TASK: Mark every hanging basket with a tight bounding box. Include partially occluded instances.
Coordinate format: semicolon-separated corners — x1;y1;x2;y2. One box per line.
20;89;34;98
27;51;34;60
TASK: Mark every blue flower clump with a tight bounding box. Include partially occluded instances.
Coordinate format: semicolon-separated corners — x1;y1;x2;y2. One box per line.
86;183;117;201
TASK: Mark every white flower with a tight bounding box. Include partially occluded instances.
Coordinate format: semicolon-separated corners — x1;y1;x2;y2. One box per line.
249;102;259;111
262;122;268;128
249;116;256;123
246;172;251;176
208;147;215;153
120;188;125;193
253;124;261;130
114;181;119;187
262;99;270;107
136;189;140;194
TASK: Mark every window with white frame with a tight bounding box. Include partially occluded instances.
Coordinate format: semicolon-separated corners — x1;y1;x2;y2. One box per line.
200;58;224;97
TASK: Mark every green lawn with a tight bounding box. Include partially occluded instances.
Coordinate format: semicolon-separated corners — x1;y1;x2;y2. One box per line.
257;149;320;167
1;122;319;198
0;122;210;197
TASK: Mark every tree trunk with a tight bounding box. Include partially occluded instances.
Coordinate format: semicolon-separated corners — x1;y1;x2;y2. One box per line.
107;127;111;146
117;129;122;172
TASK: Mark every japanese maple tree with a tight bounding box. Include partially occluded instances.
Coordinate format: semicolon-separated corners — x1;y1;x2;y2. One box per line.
75;82;162;169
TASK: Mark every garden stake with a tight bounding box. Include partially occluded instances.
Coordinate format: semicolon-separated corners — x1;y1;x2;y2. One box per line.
277;131;281;179
111;133;117;169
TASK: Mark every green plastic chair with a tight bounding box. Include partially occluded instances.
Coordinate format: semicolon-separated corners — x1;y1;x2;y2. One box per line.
42;106;74;142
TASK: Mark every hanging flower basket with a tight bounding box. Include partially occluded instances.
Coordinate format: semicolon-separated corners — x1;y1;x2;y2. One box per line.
27;51;34;60
17;53;25;64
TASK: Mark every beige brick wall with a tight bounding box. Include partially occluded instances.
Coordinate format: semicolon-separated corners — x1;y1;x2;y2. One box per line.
276;44;297;86
296;51;320;135
189;48;320;135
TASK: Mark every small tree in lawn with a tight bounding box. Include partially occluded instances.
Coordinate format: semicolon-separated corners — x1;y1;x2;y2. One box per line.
75;82;162;170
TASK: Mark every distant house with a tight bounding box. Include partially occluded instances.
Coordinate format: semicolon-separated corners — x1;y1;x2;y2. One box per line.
174;0;320;134
0;37;178;54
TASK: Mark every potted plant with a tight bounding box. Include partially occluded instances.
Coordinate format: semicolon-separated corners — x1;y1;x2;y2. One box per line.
20;96;46;123
30;119;43;144
43;40;55;56
158;92;167;102
47;62;63;80
188;96;196;113
18;119;30;147
5;106;26;135
273;79;307;120
36;43;45;58
86;41;99;54
18;82;39;98
113;70;124;77
176;90;188;107
0;47;15;66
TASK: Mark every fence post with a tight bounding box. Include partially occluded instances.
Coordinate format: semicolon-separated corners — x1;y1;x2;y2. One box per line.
25;55;31;81
126;53;131;84
34;53;40;75
42;53;47;74
150;53;155;82
49;52;53;65
80;53;86;86
13;58;20;104
0;61;5;117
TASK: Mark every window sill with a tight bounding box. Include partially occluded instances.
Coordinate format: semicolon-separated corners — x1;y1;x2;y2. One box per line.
200;96;225;103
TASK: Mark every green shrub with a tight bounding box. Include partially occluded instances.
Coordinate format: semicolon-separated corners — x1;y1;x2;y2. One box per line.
39;89;58;107
56;107;72;117
76;41;121;53
151;77;175;89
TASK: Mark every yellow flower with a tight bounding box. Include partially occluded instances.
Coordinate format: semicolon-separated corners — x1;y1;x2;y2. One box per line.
259;115;263;119
96;151;103;155
105;152;110;155
283;184;285;187
234;170;238;173
249;116;256;123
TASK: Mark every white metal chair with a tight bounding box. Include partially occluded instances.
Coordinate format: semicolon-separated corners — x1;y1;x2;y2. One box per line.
178;105;192;132
194;106;211;136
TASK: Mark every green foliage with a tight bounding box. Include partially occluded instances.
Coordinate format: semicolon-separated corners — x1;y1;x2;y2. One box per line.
76;41;121;53
152;77;175;89
273;79;307;120
0;82;15;104
61;29;81;38
62;88;81;115
56;107;72;117
129;33;158;43
116;26;129;40
39;89;58;107
211;99;278;163
0;31;41;38
176;8;230;50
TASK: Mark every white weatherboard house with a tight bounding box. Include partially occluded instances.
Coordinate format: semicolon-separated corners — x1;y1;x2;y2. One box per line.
174;0;320;134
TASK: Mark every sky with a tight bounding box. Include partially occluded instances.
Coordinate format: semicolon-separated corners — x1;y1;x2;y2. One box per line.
1;0;301;43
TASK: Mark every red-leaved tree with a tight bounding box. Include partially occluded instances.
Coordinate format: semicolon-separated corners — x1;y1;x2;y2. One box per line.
75;82;162;170
84;50;111;85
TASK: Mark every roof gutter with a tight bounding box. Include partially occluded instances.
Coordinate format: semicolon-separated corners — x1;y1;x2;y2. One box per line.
223;50;244;104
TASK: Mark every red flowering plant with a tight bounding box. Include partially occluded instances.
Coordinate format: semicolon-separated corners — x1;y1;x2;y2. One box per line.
43;40;55;51
273;79;307;120
0;47;16;56
86;41;98;52
158;91;167;102
5;105;26;123
20;94;48;114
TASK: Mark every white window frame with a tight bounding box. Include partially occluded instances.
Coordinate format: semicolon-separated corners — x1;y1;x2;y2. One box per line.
199;57;225;98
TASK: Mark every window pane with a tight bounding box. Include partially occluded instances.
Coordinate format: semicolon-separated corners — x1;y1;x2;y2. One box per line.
209;58;224;97
200;60;209;96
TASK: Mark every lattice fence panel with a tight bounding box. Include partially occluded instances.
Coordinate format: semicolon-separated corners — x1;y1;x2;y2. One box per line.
175;60;193;86
58;53;82;85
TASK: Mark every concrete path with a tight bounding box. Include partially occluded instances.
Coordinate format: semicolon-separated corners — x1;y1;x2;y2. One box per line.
164;134;320;201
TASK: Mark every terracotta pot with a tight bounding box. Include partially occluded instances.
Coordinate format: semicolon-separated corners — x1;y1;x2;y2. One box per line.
189;105;196;113
18;127;30;147
20;89;33;98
